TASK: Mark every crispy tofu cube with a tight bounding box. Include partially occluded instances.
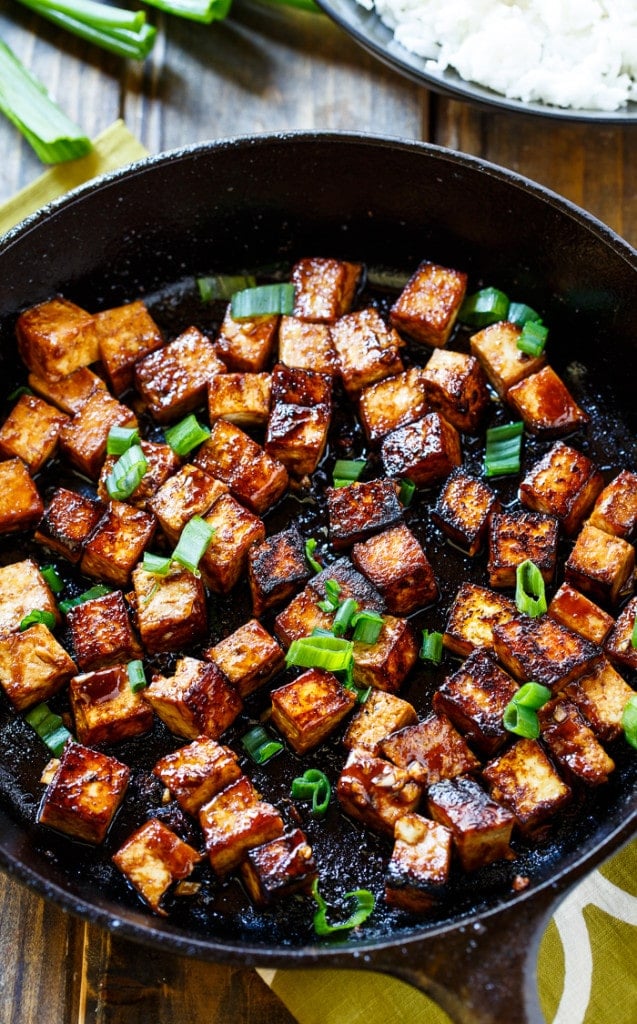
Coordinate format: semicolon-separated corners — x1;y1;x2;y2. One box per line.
39;742;129;844
487;511;558;588
483;738;571;835
565;659;635;742
351;523;438;615
271;668;357;754
605;596;637;672
16;297;99;381
277;316;337;374
34;487;105;564
565;522;634;605
327;479;403;551
199;493;265;594
470;321;546;398
131;563;207;654
112;818;201;915
380;712;480;786
358;368;429;444
199;776;284;876
149;464;228;545
389;261;468;348
443;583;517;657
94;300;163;395
343;689;418;754
291;256;362;322
134;326;226;423
207;372;271;428
589;470;637;540
97;440;180;511
385;813;453;912
58;390;138;479
311;558;385;612
330;308;405;397
548;583;614;646
538;696;614;786
144;656;243;741
247;524;311;616
421;349;489;432
431;469;499;556
0;558;60;638
66;590;141;671
0;624;76;711
519;442;604;535
427;776;515;871
0;458;44;533
203;619;285;698
194;419;288;515
493;615;602;692
352;615;419;694
380;413;462;488
240;828;317;907
153;737;243;816
28;366;107;414
265;364;332;476
215;306;278;372
507;365;589;438
70;664;154;746
0;393;68;473
336;748;422;836
81;501;156;587
432;648;519;755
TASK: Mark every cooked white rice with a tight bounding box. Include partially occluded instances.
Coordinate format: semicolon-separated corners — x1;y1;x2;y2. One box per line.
355;0;637;110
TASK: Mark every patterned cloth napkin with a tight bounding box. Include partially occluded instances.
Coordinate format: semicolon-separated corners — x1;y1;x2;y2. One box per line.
1;120;635;1024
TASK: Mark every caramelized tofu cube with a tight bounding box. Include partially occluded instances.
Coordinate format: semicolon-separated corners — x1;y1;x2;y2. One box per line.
194;419;288;515
548;583;614;645
265;364;332;476
207;372;271;427
443;583;517;657
149;464;228;545
351;522;438;615
215;306;278;372
565;522;634;605
291;256;362;323
427;776;515;871
203;619;285;698
240;828;317;907
327;479;403;550
330;308;404;397
28;366;107;414
389;261;468;348
277;316;337;374
144;656;242;741
565;659;635;742
589;470;637;540
271;668;357;754
153;737;242;816
70;664;153;746
134;326;226;423
0;458;44;533
112;818;201;915
487;511;558;588
310;557;385;613
336;748;422;836
94;300;163;395
605;596;637;672
34;487;104;564
421;349;489;432
0;393;68;473
58;390;138;479
274;588;336;648
385;813;452;912
519;442;604;535
81;501;156;587
0;624;76;711
39;742;129;844
432;648;519;755
0;558;60;638
199;493;265;594
66;590;141;671
352;615;419;694
131;563;207;654
507;365;589;438
380;413;462;488
269;360;332;408
380;712;480;786
98;440;180;511
538;696;614;786
493;615;602;692
16;297;99;381
432;469;499;556
358;368;429;444
483;738;571;835
199;776;284;876
470;321;546;398
247;524;311;616
343;689;418;754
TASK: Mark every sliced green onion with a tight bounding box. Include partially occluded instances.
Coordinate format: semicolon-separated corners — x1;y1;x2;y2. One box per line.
621;694;637;749
305;537;322;574
230;283;295;321
515;559;547;618
144;0;231;21
351;609;384;645
517;320;549;357
165;414;210;457
311;878;375;936
631;615;637;650
40;565;64;594
459;287;509;328
197;273;257;301
484;421;523;478
107;425;140;456
420;630;443;664
332;460;366;489
142;552;173;575
507;302;542;327
59;584;112;614
512;682;552;709
172;516;215;574
19;609;57;632
503;700;541;739
241;725;283;764
285;635;354;673
24;702;73;756
14;0;156;61
127;659;147;693
105;444;148;500
399;478;416;507
7;385;34;401
332;597;359;638
317;578;342;614
291;768;331;815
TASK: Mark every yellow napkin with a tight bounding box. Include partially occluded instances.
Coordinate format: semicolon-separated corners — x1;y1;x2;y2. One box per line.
1;121;635;1024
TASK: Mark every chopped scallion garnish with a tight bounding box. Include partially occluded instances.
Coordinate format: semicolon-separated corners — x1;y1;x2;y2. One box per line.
420;629;443;664
230;283;295;321
515;560;547;618
290;768;331;815
40;565;64;594
459;287;509;328
512;682;551;709
241;725;283;764
332;459;366;488
59;584;112;614
484;421;523;477
351;609;384;645
107;425;140;455
144;0;232;21
507;302;542;326
310;878;375;936
105;444;148;500
517;319;549;357
197;273;257;301
305;537;322;574
631;615;637;650
399;478;416;507
285;635;354;674
19;609;57;632
317;578;342;613
503;680;551;739
142;552;173;575
165;414;210;456
332;597;359;638
126;660;147;693
171;515;215;574
621;694;637;749
24;702;73;755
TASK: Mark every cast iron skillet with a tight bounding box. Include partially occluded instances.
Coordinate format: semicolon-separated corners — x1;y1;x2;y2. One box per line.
0;133;635;1024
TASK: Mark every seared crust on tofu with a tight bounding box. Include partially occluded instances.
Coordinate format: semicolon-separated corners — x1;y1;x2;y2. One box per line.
16;297;99;381
277;316;337;375
194;419;288;516
482;738;571;835
358;368;429;444
214;306;278;373
39;742;129;844
385;813;453;912
93;300;163;395
380;712;480;786
34;487;104;563
58;390;138;480
336;748;422;837
70;664;154;745
605;596;637;672
0;393;68;473
432;648;519;755
380;412;462;488
98;440;180;511
204;618;284;698
0;458;44;534
207;372;272;428
0;558;60;638
199;776;284;876
153;737;243;816
270;668;357;754
538;696;614;786
351;522;438;615
548;583;614;646
28;366;107;415
518;442;604;535
131;563;207;654
240;828;318;906
351;615;419;694
291;257;362;323
421;348;489;432
247;524;311;616
144;656;242;741
0;624;77;711
149;464;228;546
565;659;636;742
310;558;385;612
134;326;226;422
427;776;515;871
507;365;589;437
81;501;157;588
564;522;634;605
443;583;517;657
493;615;602;692
199;493;265;594
343;689;418;754
470;321;546;397
326;479;403;551
67;590;142;671
487;511;558;588
112;818;201;915
330;307;405;397
389;260;468;348
266;364;333;476
432;469;499;556
589;470;637;540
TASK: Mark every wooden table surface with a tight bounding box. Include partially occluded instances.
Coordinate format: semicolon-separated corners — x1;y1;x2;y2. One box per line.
0;3;635;1022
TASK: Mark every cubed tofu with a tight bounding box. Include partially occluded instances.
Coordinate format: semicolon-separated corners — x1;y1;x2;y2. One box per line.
358;368;429;444
427;776;515;871
153;737;243;816
352;615;419;694
431;469;499;556
194;419;288;515
34;487;104;564
291;256;362;322
270;668;357;754
565;659;635;742
66;590;141;671
507;365;589;437
326;479;403;550
265;364;332;476
247;524;312;616
421;348;489;432
330;308;405;397
470;321;546;398
149;464;228;545
519;442;604;535
0;393;68;473
240;828;317;907
432;648;519;755
311;558;385;612
207;372;272;427
443;583;517;657
277;316;337;375
144;656;243;741
199;775;284;876
0;623;77;711
564;522;634;605
204;619;285;698
389;261;468;348
343;689;418;754
336;748;422;836
487;511;559;588
385;813;453;912
380;413;462;488
134;326;226;423
131;563;207;654
16;297;99;381
351;522;438;615
492;615;602;692
214;306;278;372
589;470;637;540
58;390;138;479
199;493;265;594
483;738;571;835
112;818;202;915
548;583;614;646
0;458;44;533
70;664;154;745
0;558;60;638
28;366;107;415
39;742;129;844
605;596;637;672
380;712;480;786
538;696;614;786
94;300;163;395
80;501;156;587
98;440;180;511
